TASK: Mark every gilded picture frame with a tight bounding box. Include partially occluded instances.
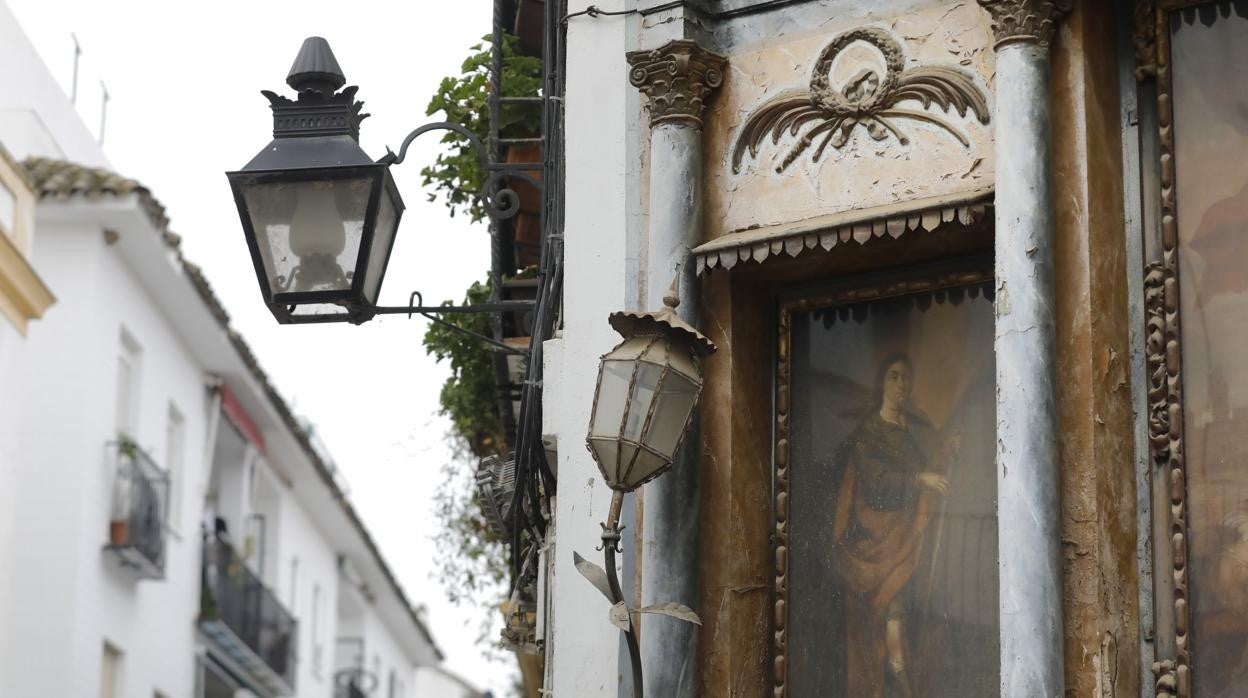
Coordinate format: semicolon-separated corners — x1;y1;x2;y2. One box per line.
772;263;996;697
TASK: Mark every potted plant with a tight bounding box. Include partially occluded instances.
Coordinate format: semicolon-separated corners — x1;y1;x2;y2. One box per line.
109;436;139;546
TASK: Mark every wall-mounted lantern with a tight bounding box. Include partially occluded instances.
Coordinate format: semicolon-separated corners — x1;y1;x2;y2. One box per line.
578;285;716;698
227;37;405;325
587;288;715;491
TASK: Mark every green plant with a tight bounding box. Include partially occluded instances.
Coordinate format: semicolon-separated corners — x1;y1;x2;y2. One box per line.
422;278;508;458
116;434;138;460
421;34;543;223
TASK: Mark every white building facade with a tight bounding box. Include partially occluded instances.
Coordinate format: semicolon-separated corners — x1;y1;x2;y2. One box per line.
0;3;464;697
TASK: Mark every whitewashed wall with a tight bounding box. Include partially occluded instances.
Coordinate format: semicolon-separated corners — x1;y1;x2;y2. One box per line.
543;1;644;696
0;220;210;697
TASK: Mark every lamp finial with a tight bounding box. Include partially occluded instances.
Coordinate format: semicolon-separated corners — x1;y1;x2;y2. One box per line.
287;37;346;96
662;276;680;310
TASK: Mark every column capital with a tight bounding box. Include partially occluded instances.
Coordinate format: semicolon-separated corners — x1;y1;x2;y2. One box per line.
977;0;1073;50
626;39;727;129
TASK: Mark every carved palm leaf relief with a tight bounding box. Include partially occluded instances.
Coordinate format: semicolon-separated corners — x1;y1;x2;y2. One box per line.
731;27;990;174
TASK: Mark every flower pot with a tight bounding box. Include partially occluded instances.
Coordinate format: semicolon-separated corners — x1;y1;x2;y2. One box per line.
109;519;129;546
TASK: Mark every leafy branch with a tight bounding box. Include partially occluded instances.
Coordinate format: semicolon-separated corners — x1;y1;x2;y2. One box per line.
420;33;543;223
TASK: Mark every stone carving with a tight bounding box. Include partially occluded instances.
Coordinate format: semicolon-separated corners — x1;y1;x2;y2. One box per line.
731;27;989;174
976;0;1073;50
626;39;727;128
1145;10;1193;696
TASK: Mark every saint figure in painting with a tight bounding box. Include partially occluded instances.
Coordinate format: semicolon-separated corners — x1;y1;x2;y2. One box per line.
832;354;950;697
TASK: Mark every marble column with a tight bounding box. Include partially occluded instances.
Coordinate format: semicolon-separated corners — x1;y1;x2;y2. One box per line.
625;39;726;698
977;1;1070;696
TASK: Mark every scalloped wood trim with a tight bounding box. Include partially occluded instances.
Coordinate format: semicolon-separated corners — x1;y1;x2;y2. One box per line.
694;188;993;275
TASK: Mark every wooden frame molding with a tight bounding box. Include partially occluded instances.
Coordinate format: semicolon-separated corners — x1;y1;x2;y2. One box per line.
1139;1;1239;695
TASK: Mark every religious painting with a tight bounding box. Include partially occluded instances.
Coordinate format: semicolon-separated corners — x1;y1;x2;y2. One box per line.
775;272;998;697
1159;3;1248;694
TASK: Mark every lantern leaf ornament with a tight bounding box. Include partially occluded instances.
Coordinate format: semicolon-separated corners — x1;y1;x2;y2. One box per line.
586;285;716;492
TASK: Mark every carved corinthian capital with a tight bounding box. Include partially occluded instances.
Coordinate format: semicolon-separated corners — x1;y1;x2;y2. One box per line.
626;39;727;129
978;0;1073;50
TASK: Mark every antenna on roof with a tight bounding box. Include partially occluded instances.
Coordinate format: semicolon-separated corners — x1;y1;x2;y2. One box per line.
70;33;82;104
98;81;109;145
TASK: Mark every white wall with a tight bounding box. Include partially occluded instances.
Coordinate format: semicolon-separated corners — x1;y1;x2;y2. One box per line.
0;220;210;697
413;666;482;698
272;470;341;696
544;1;644;696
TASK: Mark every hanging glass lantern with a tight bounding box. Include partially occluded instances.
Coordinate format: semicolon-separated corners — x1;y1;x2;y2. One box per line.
586;289;716;492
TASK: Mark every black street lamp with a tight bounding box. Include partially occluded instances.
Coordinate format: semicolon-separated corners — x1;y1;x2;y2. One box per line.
228;37;530;326
228;37;404;325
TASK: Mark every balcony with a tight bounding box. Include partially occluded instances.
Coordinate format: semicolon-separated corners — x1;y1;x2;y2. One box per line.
199;536;298;696
103;440;168;580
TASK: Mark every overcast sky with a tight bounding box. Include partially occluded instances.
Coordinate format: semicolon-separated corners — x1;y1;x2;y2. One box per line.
6;0;511;692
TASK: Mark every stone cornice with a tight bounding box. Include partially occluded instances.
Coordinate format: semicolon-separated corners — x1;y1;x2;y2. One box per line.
626;39;727;128
978;0;1073;50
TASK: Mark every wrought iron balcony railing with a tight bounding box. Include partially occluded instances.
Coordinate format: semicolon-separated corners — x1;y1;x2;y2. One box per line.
103;440;169;580
199;535;298;695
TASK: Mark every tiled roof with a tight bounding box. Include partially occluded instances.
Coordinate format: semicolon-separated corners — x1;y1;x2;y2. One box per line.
23;157;172;240
20;157;442;660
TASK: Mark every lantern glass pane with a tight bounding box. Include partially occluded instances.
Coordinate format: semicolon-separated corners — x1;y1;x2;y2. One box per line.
289;303;349;319
622;360;664;442
627;448;670;489
591;359;633;437
588;437;620;485
243;177;372;294
362;186;400;305
643;372;698;458
618;441;639;484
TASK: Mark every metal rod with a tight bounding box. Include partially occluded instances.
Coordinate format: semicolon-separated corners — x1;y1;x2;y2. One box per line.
602;490;643;698
488;162;544;171
370;302;533;315
70;34;82;104
419;311;528;356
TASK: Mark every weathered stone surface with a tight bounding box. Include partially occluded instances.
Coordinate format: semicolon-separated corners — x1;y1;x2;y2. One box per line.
702;3;996;245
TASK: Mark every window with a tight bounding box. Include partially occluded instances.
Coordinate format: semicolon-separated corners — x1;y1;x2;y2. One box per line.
115;330;141;438
311;583;323;677
165;404;185;528
288;557;299;609
99;642;122;698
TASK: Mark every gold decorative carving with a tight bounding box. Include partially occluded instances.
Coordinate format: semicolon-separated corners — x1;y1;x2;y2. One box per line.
1146;7;1193;696
772;268;993;697
774;307;790;698
1153;659;1178;698
1135;0;1158;80
626;39;727;129
732;27;989;174
976;0;1073;50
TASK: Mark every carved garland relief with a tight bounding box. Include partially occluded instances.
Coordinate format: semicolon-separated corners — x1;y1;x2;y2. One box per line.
732;27;990;175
